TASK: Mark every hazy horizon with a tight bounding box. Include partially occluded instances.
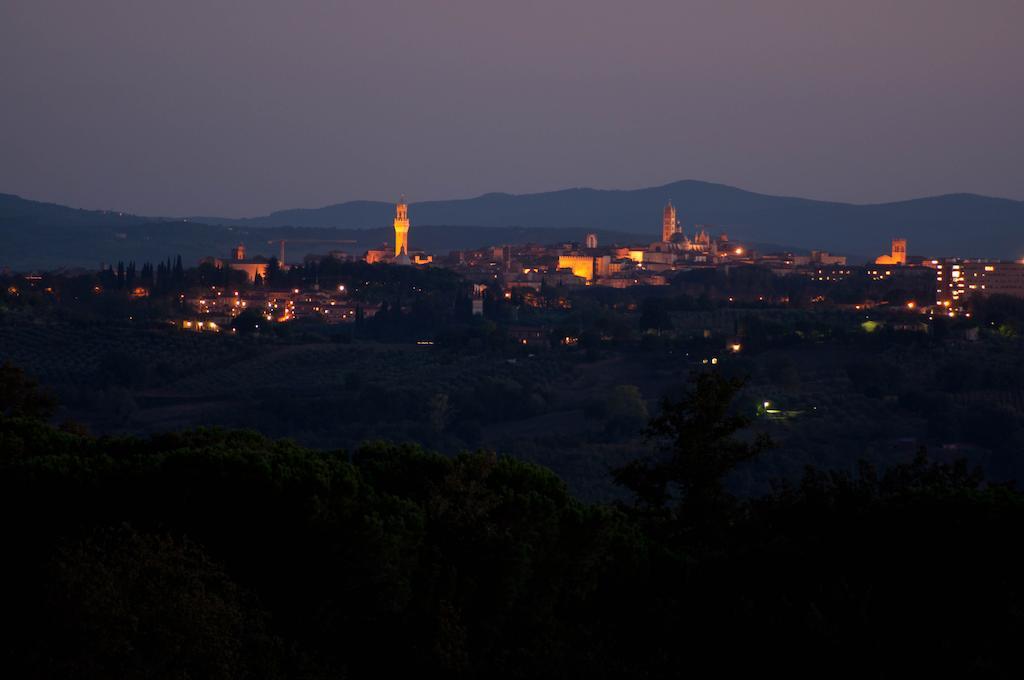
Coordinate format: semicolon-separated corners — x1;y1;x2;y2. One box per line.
5;177;1024;222
3;1;1023;217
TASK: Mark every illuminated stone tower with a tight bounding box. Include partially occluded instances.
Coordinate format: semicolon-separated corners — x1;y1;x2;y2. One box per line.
393;198;410;257
891;238;907;265
875;237;908;265
662;201;677;242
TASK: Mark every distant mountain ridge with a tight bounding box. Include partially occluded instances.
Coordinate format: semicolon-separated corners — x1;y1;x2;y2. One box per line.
191;180;1024;259
2;180;1024;270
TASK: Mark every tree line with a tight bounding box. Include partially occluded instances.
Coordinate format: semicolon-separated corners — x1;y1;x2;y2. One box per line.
1;362;1022;677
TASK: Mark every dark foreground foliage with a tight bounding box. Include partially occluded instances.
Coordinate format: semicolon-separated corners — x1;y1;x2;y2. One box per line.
1;374;1022;678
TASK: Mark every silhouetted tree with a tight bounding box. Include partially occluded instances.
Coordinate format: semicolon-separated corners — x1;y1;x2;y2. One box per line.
614;371;770;515
266;257;281;285
173;255;185;288
602;385;649;436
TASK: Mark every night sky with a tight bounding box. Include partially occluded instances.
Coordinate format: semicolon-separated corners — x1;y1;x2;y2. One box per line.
2;0;1022;216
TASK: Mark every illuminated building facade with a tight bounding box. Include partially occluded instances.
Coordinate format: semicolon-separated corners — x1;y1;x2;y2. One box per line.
394;199;410;257
934;260;1024;306
201;244;270;282
800;250;847;266
558;254;611;282
585;232;598;249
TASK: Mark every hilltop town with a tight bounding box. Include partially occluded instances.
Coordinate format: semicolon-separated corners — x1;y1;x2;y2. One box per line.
151;198;1024;333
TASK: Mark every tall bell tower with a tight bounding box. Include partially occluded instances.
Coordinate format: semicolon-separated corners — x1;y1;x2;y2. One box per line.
393;198;410;257
891;238;907;265
662;201;677;243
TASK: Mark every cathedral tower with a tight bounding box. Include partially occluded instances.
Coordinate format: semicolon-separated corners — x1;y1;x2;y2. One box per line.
662;201;677;243
891;238;907;265
393;198;410;257
874;237;908;265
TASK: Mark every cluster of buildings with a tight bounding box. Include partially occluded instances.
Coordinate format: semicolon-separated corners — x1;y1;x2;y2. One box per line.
180;285;377;332
200;244;272;282
438;200;849;292
932;259;1024;307
864;237;1024;310
190;197;1024;323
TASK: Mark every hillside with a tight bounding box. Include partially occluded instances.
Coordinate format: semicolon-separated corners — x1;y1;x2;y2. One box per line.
0;193;145;229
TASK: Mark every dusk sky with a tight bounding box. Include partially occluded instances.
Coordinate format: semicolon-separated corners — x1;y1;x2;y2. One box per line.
2;0;1022;217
